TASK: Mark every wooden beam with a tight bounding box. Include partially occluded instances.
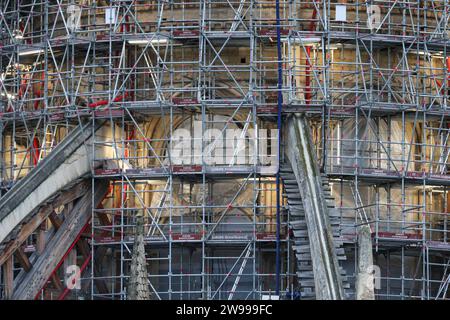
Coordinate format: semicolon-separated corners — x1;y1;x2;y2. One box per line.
3;256;13;299
36;223;46;254
15;247;32;272
93;246;109;294
93;209;112;294
80;232;91;238
12;181;108;300
64;202;73;216
76;239;90;260
53;182;90;209
51;202;92;261
51;273;64;291
0;181;90;267
0;205;52;267
49;211;63;230
97;211;111;226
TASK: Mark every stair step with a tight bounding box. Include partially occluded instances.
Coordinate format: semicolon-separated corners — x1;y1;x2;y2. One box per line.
298;271;315;278
296;253;312;261
290;221;307;229
282;161;353;298
293;245;311;253
296;264;313;271
299;279;315;287
294;240;310;246
282;179;298;185
293;230;309;237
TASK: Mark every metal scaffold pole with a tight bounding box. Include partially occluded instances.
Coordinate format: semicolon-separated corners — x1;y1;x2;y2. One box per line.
275;0;283;297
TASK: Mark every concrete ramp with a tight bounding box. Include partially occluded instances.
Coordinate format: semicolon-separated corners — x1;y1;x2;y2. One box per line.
285;114;345;300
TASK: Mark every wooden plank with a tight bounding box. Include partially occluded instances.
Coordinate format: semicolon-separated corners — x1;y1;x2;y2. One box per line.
15;247;32;272
36;223;46;254
51;273;64;291
76;239;90;260
93;246;109;294
97;211;111;227
49;211;63;230
92;209;111;295
53;182;89;208
0;204;52;267
3;256;13;299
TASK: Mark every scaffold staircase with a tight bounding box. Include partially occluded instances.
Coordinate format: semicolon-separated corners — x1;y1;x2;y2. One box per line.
282;114;352;300
281;165;352;299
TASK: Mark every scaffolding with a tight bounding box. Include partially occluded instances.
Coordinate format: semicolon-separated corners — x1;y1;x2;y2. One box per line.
0;0;449;300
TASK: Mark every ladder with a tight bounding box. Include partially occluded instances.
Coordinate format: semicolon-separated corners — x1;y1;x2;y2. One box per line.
228;243;252;300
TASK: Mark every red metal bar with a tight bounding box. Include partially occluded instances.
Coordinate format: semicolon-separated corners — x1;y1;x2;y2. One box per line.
446;57;450;87
121;129;135;203
30;72;45;166
88;92;128;108
35;187;112;300
113;128;134;224
34;221;91;300
33;72;44;110
305;46;313;105
19;21;32;44
18;75;29;99
434;57;450;94
32;137;40;166
120;14;129;33
57;253;92;300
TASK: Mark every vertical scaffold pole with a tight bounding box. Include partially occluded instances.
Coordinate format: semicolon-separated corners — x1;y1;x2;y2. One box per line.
275;0;283;297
